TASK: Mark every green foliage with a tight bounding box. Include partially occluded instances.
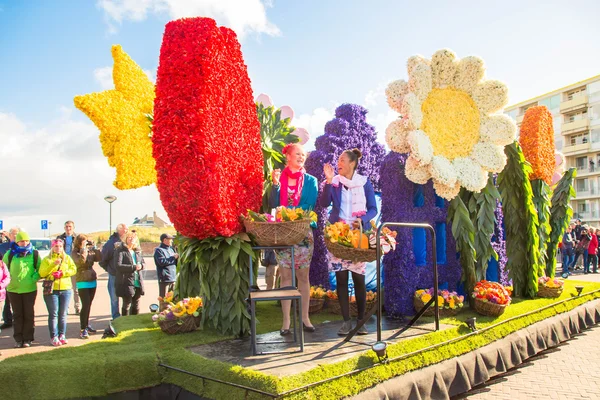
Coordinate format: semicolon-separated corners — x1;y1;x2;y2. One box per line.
498;142;541;298
448;191;477;298
173;235;201;298
531;179;551;272
546;168;577;276
257;103;300;212
472;175;500;281
175;233;258;336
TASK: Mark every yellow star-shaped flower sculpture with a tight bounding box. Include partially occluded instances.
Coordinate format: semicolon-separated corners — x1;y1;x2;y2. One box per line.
74;45;156;190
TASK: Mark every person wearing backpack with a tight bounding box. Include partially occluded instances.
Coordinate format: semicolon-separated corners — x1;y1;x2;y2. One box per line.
39;238;77;346
3;231;40;348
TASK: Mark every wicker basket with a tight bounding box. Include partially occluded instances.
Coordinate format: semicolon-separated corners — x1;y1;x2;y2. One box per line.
326;298;376;317
325;240;377;263
473;297;508;317
350;299;377;317
327;298;343;315
413;296;461;317
158;315;201;335
537;285;564;298
244;219;310;246
309;298;325;314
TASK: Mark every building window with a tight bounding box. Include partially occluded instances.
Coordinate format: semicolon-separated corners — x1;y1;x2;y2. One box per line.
520;103;537;115
539;94;560;110
576;178;589;192
576;156;587;170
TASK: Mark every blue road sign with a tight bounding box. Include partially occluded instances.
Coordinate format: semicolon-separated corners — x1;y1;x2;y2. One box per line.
0;220;3;230
41;220;48;230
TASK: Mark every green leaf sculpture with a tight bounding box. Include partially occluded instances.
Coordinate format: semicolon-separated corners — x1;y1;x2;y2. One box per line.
546;168;576;277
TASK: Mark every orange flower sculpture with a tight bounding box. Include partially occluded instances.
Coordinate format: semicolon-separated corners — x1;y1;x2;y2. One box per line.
518;106;555;184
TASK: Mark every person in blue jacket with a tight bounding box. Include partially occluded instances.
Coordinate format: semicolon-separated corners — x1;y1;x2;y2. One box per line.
270;143;318;335
322;148;377;336
154;233;178;309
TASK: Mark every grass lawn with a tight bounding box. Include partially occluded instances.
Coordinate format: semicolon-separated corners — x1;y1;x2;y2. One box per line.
0;280;598;400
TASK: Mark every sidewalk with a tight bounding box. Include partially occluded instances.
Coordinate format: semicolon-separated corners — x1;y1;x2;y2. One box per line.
455;325;600;399
0;257;159;359
455;263;600;399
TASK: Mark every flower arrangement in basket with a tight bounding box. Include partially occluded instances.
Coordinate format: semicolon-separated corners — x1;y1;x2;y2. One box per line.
414;288;464;317
537;276;564;298
309;285;327;314
243;207;317;246
350;290;378;317
472;281;512;317
324;220;397;263
326;289;378;317
153;292;203;334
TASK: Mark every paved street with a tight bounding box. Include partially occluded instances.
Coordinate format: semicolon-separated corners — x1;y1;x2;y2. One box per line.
455;263;600;399
0;256;159;359
455;325;600;399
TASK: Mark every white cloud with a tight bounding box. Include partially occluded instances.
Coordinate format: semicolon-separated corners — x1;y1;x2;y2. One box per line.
97;0;280;39
0;109;169;237
94;66;113;89
291;107;335;152
364;82;387;108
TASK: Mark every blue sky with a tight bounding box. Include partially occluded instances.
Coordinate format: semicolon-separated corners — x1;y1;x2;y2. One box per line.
1;0;599;235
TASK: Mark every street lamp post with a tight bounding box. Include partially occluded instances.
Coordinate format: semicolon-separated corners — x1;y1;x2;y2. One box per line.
104;195;117;235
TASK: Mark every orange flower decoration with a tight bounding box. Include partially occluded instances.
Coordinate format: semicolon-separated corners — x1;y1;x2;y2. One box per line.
518;106;555;184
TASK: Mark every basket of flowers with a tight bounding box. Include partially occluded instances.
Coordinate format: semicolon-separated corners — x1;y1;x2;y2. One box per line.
324;220;397;263
153;293;203;334
472;281;511;317
350;290;378;317
243;207;317;246
325;290;342;314
309;285;327;314
537;276;564;298
413;288;464;317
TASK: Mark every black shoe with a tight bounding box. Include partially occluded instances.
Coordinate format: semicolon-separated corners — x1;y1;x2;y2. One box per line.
0;323;12;330
86;325;97;334
279;328;291;336
14;341;23;348
22;341;32;347
303;323;316;333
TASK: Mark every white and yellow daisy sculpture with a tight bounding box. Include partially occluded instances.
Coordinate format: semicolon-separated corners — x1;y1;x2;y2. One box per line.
385;49;517;200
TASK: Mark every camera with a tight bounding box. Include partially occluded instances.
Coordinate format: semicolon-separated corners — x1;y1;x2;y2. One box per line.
86;240;94;247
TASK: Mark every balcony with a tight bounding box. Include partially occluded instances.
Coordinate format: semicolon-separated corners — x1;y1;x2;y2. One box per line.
575;187;600;199
562;119;590;134
563;141;590;154
560;95;588;113
573;211;600;221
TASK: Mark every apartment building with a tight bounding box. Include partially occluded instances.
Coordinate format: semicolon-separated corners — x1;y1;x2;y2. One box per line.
505;75;600;226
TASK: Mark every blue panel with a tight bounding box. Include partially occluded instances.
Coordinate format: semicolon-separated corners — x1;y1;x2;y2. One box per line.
486;256;499;282
435;194;445;208
413;183;424;207
435;222;447;265
413;227;427;266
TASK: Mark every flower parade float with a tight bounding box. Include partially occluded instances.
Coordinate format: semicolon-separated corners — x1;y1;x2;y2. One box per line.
23;31;588;400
